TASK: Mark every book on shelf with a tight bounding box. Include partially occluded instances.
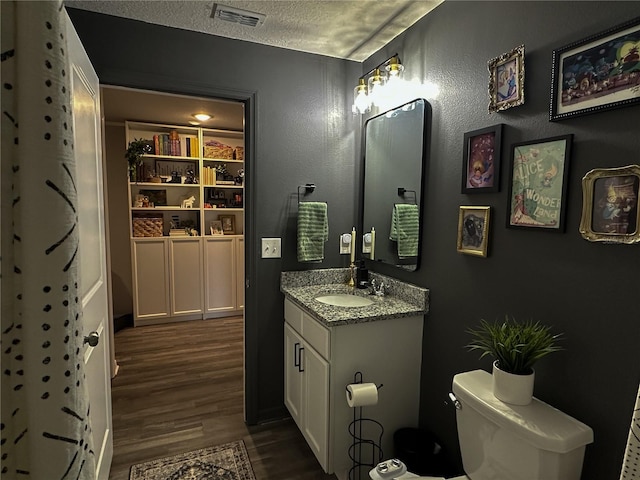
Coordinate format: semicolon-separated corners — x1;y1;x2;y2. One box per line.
216;180;235;185
169;229;189;236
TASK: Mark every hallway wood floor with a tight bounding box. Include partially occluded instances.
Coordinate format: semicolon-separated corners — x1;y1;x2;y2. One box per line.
109;316;336;479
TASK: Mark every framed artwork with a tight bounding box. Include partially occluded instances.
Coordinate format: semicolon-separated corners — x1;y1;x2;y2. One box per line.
219;215;236;234
550;17;640;121
457;206;491;257
506;134;573;231
579;165;640;244
461;124;504;193
488;45;525;113
209;220;224;236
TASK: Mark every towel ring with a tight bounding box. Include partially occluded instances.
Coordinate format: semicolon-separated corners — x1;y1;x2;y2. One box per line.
298;183;316;203
397;187;417;204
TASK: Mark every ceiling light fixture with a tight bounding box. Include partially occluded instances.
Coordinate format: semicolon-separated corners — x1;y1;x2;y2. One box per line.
352;54;404;115
193;113;211;122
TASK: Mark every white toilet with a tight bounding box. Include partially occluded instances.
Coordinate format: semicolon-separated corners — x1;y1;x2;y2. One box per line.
375;369;594;480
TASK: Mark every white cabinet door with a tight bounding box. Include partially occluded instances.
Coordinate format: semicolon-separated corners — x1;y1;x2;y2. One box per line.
236;237;244;309
132;239;170;322
284;323;303;427
302;342;330;471
203;237;236;313
169;238;203;315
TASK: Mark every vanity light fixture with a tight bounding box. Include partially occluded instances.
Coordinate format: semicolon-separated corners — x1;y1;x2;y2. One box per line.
352;54;404;115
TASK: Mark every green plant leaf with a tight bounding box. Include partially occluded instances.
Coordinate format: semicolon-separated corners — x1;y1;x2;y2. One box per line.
465;315;563;374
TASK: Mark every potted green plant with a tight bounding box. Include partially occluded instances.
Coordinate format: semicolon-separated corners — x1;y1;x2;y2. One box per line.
125;138;151;182
215;163;228;180
465;316;563;405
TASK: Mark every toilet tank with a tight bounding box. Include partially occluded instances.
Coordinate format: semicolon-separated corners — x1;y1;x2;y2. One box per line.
452;370;593;480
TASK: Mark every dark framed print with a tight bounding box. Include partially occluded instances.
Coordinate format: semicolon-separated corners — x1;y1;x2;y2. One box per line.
457;206;491;257
506;134;573;231
550;17;640;121
218;214;236;235
579;165;640;244
488;45;525;113
462;124;504;193
138;189;167;206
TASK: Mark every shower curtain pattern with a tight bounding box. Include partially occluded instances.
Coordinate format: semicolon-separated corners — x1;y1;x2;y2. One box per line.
620;383;640;480
1;2;95;478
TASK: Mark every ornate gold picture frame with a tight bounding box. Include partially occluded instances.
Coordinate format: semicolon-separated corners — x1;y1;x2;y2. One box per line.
488;45;525;113
457;206;491;257
579;165;640;244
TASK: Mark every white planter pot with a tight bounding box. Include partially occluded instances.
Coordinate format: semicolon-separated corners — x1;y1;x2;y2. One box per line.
492;361;535;405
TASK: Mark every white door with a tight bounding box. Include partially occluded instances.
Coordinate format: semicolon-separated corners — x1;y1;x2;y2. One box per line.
66;12;113;479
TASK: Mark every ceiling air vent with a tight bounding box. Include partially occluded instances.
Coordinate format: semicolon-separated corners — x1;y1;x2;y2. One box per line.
212;4;266;27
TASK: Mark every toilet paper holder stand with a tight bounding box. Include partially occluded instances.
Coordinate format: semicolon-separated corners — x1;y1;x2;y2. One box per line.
347;371;384;480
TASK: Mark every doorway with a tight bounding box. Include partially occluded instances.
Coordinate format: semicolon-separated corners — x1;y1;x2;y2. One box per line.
100;84;253;418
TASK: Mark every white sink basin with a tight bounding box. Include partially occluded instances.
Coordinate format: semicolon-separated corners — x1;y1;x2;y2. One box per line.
315;294;374;307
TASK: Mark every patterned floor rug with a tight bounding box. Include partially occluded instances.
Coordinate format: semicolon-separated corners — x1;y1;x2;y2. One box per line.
129;440;256;480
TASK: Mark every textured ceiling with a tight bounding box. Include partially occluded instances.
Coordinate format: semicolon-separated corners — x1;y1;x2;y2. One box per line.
65;0;443;62
102;86;245;130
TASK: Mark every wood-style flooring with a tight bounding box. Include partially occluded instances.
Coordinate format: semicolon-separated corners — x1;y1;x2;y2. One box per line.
109;316;337;479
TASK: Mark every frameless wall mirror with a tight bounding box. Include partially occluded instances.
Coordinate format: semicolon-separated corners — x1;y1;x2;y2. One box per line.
361;98;430;271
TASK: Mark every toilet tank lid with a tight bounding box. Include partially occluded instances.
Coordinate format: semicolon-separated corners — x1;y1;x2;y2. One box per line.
453;370;594;453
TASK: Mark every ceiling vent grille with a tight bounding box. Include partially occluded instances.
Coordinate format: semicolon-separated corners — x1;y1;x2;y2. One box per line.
212;4;266;27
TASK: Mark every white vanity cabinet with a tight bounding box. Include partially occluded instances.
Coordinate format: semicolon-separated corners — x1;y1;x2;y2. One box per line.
284;297;423;478
284;322;330;468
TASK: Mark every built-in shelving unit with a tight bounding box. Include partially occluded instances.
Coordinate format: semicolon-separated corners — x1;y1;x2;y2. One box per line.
125;121;245;326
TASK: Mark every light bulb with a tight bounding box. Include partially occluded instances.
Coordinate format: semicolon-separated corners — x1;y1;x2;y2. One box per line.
352;78;370;114
367;68;387;107
385;57;405;77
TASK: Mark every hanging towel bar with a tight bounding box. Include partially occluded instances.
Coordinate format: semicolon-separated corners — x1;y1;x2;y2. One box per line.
397;187;417;204
298;183;316;203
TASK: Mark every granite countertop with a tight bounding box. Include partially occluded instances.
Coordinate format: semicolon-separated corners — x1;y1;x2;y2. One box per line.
281;268;429;327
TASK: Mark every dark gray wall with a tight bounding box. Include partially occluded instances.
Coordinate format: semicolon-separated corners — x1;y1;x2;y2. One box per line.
68;3;640;478
66;8;362;423
363;2;640;479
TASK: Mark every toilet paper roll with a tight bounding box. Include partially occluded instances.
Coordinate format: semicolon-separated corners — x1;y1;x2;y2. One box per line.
346;383;378;407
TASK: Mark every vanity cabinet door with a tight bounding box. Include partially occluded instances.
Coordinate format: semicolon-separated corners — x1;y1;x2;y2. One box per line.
285;322;330;472
284;323;303;427
302;341;330;471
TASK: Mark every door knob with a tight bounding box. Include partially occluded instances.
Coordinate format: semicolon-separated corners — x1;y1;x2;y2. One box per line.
83;331;100;347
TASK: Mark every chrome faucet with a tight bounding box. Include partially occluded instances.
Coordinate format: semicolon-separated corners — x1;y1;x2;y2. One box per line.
366;279;385;296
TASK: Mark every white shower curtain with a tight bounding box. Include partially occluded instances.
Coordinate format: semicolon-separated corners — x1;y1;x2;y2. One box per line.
1;1;96;478
620;382;640;480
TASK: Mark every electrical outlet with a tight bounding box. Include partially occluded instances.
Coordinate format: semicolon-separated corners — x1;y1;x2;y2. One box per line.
340;233;352;255
261;238;281;258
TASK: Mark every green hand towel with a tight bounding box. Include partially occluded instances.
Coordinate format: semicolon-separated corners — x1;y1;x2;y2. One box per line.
389;203;419;258
297;202;329;262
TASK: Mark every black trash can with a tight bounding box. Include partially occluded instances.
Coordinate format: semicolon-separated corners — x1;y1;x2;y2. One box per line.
393;428;450;476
